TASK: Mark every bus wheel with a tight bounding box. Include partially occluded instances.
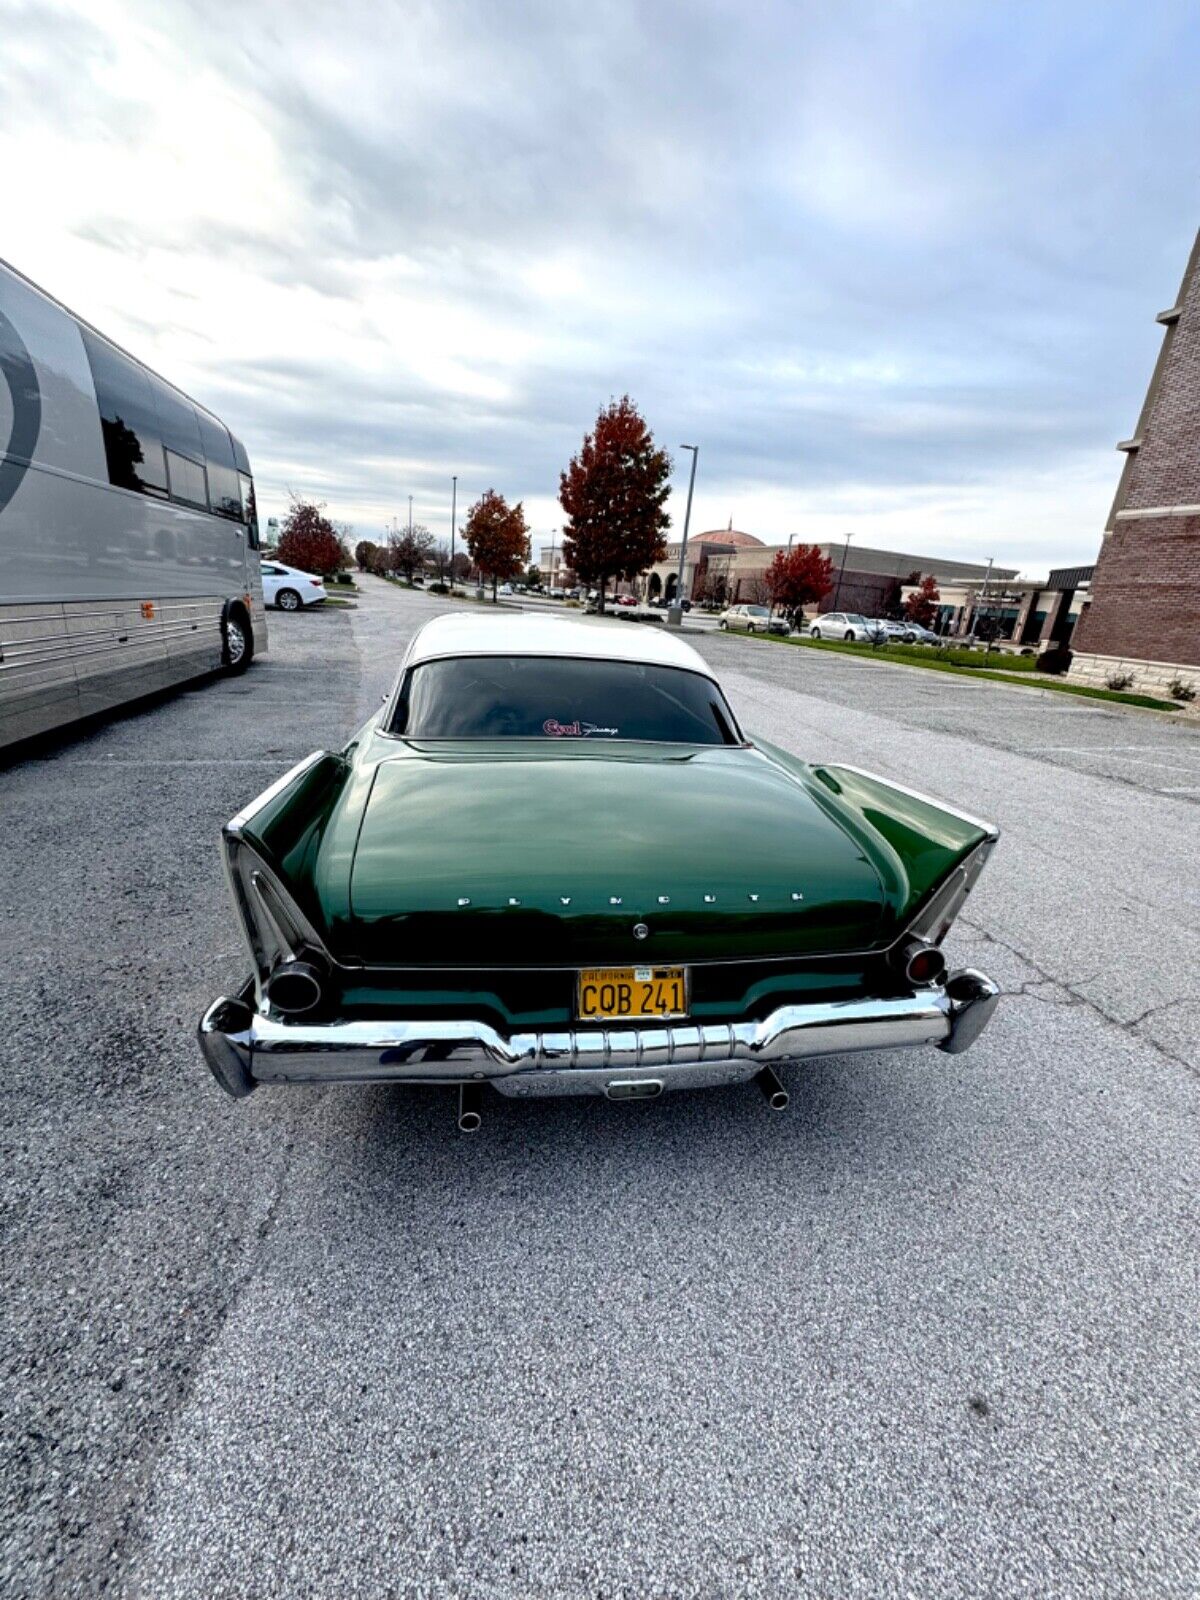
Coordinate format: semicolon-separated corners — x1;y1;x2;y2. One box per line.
223;607;253;675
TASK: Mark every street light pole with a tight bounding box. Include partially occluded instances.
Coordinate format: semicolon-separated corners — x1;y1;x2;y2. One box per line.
670;444;699;626
450;476;457;591
977;556;994;653
832;532;854;609
408;495;413;536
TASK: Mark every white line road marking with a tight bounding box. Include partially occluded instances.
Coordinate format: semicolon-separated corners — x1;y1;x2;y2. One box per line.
1034;749;1200;772
53;758;296;766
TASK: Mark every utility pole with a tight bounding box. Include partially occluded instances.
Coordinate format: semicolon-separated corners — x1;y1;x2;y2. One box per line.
450;476;457;591
832;532;854;609
408;495;413;536
670;445;699;627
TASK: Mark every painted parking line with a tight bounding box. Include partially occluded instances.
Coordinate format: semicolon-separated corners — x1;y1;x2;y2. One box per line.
1035;748;1200;772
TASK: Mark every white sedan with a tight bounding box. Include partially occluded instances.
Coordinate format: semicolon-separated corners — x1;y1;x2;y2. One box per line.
809;611;878;641
259;561;327;611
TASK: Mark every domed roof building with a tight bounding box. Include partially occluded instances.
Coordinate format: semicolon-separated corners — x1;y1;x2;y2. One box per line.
689;528;765;549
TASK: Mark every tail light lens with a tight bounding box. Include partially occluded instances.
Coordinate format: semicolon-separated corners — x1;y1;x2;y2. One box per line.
891;938;948;988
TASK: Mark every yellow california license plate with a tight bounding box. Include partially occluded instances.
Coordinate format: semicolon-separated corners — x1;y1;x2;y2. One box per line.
577;966;689;1021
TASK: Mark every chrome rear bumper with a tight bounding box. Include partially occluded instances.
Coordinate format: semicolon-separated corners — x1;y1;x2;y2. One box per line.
198;969;999;1100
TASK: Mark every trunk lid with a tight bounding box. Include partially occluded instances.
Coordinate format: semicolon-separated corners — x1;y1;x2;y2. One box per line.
345;743;888;967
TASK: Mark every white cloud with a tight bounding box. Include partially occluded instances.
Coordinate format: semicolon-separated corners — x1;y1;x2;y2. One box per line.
2;0;1196;562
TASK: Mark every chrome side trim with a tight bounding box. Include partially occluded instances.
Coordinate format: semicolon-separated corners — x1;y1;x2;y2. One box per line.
197;968;999;1098
902;836;996;948
222;833;332;993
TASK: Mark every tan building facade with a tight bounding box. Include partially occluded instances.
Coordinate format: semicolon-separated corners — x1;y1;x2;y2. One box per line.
644;529;1016;620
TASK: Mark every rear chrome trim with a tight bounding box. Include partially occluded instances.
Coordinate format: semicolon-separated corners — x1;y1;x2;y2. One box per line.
198;968;999;1099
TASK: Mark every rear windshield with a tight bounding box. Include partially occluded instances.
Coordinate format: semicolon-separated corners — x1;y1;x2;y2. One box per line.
390;656;741;744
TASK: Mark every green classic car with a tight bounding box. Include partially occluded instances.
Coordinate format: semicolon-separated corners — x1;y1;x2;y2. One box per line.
199;613;999;1128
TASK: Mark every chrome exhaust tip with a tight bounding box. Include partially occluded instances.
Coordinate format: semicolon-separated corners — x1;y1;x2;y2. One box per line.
457;1082;482;1132
263;959;324;1016
755;1065;789;1110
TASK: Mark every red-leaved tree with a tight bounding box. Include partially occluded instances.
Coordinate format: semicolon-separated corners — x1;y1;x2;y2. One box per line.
277;498;345;577
764;543;835;620
463;490;529;599
559;396;670;611
904;574;941;627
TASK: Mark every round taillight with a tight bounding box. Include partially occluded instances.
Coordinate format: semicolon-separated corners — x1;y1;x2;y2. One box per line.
905;943;948;987
264;959;324;1015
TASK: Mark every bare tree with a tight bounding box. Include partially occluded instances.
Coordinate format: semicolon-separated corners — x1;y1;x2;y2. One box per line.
428;540;452;584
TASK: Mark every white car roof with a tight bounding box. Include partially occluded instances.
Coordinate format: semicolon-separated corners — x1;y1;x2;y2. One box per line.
404;611;716;679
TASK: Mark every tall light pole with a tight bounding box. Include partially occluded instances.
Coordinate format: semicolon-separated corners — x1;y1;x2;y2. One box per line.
408;495;413;535
832;532;854;610
450;476;457;591
670;444;699;626
977;556;994;651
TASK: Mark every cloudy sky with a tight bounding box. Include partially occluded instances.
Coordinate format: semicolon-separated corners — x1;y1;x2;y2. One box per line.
3;0;1198;573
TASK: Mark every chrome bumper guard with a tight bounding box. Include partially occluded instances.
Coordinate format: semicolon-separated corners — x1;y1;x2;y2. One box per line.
198;969;999;1100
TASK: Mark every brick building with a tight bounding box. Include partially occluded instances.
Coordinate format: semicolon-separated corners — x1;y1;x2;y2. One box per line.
1069;230;1200;697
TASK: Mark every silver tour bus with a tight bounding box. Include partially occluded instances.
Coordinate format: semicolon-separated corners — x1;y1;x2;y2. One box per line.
0;257;266;750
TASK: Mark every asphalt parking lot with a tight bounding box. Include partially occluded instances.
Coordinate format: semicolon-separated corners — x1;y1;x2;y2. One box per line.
2;577;1198;1599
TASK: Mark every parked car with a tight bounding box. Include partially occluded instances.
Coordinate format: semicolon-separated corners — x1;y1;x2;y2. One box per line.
718;604;789;636
616;594;638;607
199;614;999;1126
498;583;514;596
903;623;942;645
871;619;910;642
809;611;878;641
259;561;327;611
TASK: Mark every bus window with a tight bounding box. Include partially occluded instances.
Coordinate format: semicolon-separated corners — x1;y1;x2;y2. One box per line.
80;329;168;498
165;449;208;510
238;473;259;546
148;373;204;465
194;407;242;521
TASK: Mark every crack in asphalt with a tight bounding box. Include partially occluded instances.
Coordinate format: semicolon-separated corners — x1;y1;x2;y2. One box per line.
961;917;1197;1080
